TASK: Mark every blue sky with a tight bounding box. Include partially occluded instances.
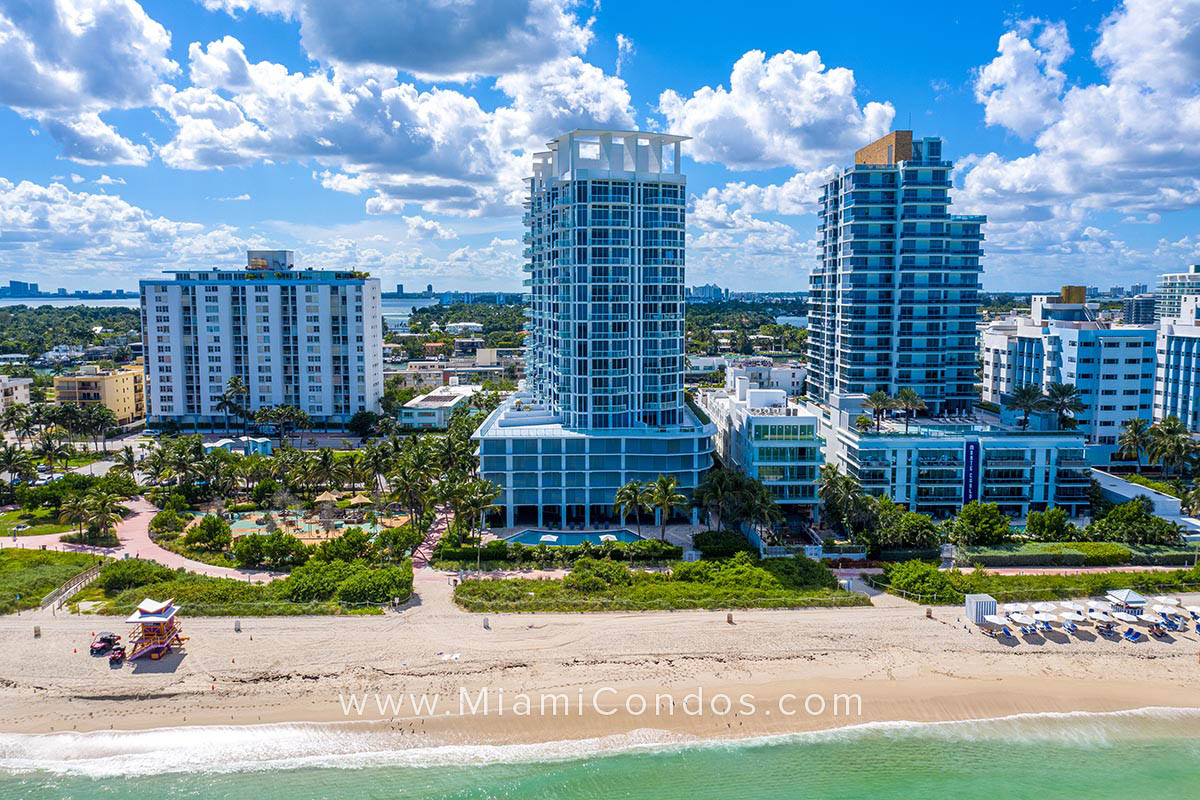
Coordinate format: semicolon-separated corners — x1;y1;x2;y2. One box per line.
0;0;1197;293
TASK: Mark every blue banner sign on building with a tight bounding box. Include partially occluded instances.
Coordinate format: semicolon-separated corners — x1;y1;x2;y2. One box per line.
963;440;980;503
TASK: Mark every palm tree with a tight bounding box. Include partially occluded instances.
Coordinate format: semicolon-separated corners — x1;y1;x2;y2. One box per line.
1044;382;1085;430
613;479;647;535
461;479;502;573
112;445;139;480
747;483;784;545
1;403;30;445
0;443;34;486
226;376;250;436
1117;418;1152;472
645;474;688;541
33;435;71;474
215;394;239;435
84;489;126;545
817;463;863;538
1148;416;1195;478
361;443;393;494
1006;384;1047;430
58;492;90;539
893;387;926;434
863;391;894;432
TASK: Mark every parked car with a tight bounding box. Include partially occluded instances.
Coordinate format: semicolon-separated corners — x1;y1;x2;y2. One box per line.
12;524;28;532
89;632;120;655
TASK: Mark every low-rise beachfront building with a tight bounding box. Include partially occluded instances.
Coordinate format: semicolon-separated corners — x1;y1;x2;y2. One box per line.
980;289;1156;463
399;384;479;429
724;358;806;397
0;374;32;411
53;363;146;428
697;378;821;523
810;394;1091;519
1154;295;1200;428
202;436;273;456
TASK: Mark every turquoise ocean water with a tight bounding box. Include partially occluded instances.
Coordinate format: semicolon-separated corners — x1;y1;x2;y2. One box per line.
2;708;1198;799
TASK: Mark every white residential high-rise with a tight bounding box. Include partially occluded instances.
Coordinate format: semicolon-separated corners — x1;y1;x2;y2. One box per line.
140;251;383;431
1155;295;1200;428
980;291;1156;460
474;130;714;528
1156;265;1200;321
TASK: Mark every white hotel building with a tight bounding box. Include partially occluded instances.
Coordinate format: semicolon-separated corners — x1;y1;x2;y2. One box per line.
1155;295;1200;428
140;250;383;431
474;130;715;528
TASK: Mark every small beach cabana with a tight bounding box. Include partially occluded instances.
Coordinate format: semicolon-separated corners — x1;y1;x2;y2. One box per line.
1106;589;1148;615
965;593;997;624
315;491;338;503
348;494;372;506
126;598;186;660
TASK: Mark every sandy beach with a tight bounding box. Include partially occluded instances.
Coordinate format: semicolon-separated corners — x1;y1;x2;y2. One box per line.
2;574;1199;747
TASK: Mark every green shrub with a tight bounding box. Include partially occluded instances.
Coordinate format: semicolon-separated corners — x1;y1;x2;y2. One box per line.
150;508;189;534
1050;542;1130;567
225;502;259;513
878;547;943;562
273;559;362;603
336;562;414;604
185;515;232;551
96;559;176;593
882;560;959;603
947;502;1012;547
692;530;757;559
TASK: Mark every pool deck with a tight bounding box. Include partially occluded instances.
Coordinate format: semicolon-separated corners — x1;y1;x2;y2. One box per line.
486;523;705;548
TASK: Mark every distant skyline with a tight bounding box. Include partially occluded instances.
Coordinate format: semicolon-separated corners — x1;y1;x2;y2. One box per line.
0;0;1197;293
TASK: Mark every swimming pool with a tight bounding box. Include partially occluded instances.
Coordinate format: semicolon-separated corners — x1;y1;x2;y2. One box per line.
504;529;644;546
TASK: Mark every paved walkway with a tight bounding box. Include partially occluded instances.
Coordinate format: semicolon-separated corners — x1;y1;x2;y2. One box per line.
2;497;284;582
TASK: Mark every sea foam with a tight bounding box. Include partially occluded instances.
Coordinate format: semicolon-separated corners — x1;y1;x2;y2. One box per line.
2;707;1199;779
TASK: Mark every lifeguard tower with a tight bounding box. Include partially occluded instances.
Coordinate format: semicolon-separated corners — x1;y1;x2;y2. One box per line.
126;598;186;660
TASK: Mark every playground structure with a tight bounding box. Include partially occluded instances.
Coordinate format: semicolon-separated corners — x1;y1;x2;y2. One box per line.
126;598;186;660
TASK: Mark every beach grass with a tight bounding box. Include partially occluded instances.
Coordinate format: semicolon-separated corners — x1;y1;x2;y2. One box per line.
0;549;102;613
0;508;74;537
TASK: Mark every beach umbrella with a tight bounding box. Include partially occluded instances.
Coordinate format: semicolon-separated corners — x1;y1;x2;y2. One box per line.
1087;610;1112;622
1184;605;1200;615
348;494;371;506
1112;611;1139;624
1059;611;1086;622
1153;596;1180;606
1009;613;1034;625
1032;602;1058;613
1033;612;1058;623
539;534;558;543
1151;604;1180;616
315;490;338;503
1059;601;1085;612
983;614;1007;627
1002;603;1029;613
1090;601;1113;612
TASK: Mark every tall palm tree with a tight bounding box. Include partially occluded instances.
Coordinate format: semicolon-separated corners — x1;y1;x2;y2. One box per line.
1117;418;1152;472
112;445;139;480
817;463;863;538
1148;416;1196;478
893;387;926;434
645;474;688;541
613;479;646;535
747;483;784;545
462;479;502;572
1;403;30;445
863;391;894;432
361;443;393;493
1006;384;1048;430
58;492;90;539
1044;382;1085;430
32;435;71;474
226;375;250;436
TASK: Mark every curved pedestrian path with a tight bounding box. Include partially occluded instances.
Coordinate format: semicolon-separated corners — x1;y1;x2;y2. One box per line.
2;496;284;582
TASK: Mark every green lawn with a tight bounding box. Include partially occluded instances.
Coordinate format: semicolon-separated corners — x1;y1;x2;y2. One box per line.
0;549;102;613
0;508;74;537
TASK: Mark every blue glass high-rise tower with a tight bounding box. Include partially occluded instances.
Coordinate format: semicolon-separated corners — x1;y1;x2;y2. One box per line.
808;131;985;414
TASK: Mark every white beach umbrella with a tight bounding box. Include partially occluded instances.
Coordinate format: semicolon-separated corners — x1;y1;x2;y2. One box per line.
1153;595;1180;606
1090;601;1113;612
1112;611;1139;624
1033;612;1058;623
1009;613;1035;625
1184;605;1200;615
1002;603;1029;613
1151;604;1180;616
1059;611;1086;622
983;614;1008;627
1059;601;1085;612
1032;602;1058;613
1087;610;1113;622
